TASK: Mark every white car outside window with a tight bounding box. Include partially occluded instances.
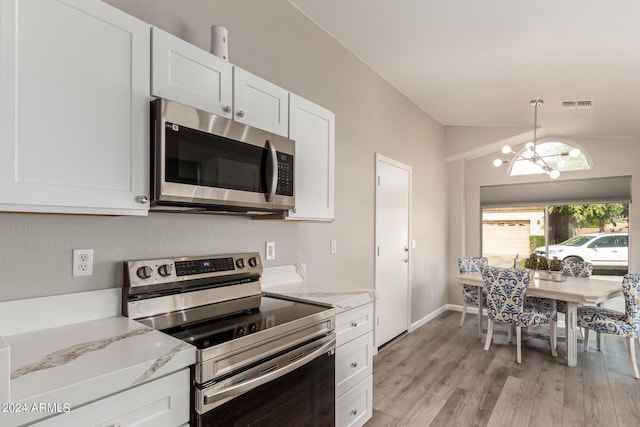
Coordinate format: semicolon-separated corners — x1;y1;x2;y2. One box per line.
534;232;628;269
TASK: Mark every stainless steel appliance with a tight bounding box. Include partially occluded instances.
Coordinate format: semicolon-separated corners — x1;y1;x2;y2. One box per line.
123;252;335;426
150;98;295;214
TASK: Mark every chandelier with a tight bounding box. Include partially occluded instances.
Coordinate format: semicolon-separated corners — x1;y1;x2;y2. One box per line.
492;99;580;179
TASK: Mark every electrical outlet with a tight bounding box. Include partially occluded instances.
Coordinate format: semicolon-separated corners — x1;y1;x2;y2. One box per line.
73;249;94;277
330;240;337;254
265;242;276;261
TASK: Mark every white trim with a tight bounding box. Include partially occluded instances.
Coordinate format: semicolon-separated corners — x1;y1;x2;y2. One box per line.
408;304;449;332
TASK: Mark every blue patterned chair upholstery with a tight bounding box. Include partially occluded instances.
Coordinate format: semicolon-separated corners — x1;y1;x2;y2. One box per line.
563;260;594;278
482;266;557;363
458;257;488;327
577;273;640;379
527;260;593;313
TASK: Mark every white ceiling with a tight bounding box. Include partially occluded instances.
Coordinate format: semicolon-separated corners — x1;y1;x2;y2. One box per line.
289;0;640;140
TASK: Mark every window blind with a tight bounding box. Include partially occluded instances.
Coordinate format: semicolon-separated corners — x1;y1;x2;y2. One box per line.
480;175;631;208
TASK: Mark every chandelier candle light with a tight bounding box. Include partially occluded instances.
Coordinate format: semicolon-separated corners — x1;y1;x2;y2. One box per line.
493;99;581;179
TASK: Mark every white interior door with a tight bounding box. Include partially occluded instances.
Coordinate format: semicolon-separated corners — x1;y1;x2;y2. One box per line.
375;154;411;348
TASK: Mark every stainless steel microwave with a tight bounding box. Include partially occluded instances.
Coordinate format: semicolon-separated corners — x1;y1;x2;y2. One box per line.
150;98;295;214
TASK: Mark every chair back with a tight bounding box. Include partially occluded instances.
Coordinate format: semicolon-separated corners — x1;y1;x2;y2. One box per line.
481;266;529;324
562;260;593;278
622;274;640;331
458;256;487;273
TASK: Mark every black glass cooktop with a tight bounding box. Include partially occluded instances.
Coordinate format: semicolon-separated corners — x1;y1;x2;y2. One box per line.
164;295;330;350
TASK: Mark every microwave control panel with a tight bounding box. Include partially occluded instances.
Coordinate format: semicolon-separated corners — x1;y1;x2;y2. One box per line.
276;152;294;196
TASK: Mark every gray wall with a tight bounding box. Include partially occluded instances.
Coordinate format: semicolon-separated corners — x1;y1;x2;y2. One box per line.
1;0;448;325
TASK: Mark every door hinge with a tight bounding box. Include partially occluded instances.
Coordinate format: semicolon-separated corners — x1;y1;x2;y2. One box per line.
377;176;381;186
377;246;380;256
377;316;380;327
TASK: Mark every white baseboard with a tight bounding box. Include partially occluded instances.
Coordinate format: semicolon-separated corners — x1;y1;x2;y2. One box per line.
408;304;449;332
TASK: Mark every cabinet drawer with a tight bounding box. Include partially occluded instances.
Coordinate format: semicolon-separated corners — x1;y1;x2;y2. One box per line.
336;332;373;397
336;375;373;427
34;369;190;427
336;303;373;347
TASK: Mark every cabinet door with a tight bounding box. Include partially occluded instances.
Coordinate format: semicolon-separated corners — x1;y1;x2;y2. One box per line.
287;94;335;221
0;0;150;215
33;368;190;427
233;67;289;136
151;26;233;118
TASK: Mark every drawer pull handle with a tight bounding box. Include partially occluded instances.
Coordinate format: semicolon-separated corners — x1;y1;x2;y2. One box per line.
351;362;358;368
351;409;358;416
351;322;358;327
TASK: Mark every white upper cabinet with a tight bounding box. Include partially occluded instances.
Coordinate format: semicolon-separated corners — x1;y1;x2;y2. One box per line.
151;29;288;136
233;67;289;137
151;27;233;118
287;94;335;221
0;0;151;215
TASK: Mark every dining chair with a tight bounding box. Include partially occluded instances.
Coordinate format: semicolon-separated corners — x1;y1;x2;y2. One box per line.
527;260;593;312
457;257;488;327
577;273;640;379
527;260;597;350
482;266;558;363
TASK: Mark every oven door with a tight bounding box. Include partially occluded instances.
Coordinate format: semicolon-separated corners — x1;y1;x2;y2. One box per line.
195;334;335;427
152;98;295;212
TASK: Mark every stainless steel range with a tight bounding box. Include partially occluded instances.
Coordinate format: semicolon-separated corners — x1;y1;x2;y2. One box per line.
123;252;336;426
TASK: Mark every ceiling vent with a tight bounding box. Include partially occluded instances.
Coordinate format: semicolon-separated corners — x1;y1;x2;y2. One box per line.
576;100;593;109
562;99;593;110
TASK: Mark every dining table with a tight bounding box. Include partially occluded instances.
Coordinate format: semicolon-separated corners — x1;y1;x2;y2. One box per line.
456;271;623;367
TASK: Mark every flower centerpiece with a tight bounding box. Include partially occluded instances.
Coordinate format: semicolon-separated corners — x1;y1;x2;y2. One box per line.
549;256;564;281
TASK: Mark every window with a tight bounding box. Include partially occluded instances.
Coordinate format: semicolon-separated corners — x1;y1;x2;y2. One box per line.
482;203;629;276
509;141;591;177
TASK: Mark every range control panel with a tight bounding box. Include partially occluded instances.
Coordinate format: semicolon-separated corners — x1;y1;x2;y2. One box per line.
124;252;262;288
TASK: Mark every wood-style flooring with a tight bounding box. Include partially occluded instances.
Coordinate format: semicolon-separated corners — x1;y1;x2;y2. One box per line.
365;310;640;427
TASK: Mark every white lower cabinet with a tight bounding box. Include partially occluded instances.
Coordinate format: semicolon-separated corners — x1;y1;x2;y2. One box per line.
336;375;373;427
33;369;190;427
335;303;373;427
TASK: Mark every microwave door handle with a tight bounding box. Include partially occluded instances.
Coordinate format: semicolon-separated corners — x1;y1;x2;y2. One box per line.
265;140;278;203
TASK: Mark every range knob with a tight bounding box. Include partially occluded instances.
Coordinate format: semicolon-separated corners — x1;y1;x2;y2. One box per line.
248;323;258;333
248;257;258;268
158;264;173;277
235;258;245;269
136;266;153;280
236;327;246;336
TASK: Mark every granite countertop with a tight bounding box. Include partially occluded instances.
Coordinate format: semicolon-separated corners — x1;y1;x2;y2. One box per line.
1;315;195;426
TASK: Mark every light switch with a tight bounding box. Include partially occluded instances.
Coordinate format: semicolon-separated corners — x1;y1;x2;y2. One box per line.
265;241;276;260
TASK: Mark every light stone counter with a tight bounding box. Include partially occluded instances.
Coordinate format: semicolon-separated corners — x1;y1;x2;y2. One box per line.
0;290;195;426
261;265;375;313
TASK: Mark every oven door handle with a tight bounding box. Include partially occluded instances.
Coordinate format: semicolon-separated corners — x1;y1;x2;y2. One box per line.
264;139;278;203
203;338;335;406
